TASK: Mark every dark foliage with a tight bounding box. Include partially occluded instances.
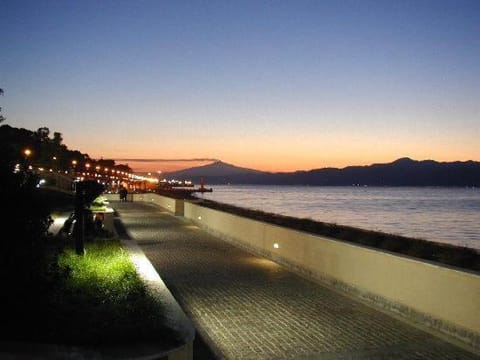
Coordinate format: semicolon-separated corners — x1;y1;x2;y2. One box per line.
0;169;69;341
0;124;133;174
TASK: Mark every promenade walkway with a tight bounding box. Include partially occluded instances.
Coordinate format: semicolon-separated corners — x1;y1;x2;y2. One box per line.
113;201;477;360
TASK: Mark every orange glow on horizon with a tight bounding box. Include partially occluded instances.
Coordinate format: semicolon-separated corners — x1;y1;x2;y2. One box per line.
108;153;479;174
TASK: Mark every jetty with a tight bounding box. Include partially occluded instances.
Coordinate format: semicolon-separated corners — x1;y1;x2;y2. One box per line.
156;184;212;199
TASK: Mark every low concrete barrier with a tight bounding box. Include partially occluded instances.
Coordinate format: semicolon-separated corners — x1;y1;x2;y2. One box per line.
121;238;195;360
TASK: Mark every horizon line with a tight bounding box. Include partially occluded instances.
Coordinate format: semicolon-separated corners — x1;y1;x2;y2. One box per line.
114;158;219;162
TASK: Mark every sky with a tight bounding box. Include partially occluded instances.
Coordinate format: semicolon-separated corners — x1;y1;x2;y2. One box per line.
1;0;479;172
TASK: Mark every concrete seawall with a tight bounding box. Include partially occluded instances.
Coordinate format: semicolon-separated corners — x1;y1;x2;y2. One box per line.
105;193;480;351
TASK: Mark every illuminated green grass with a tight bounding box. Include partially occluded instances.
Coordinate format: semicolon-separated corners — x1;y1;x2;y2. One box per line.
60;240;140;297
46;240;175;345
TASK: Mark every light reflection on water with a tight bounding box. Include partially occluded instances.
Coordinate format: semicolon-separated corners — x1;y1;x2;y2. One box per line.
196;185;480;250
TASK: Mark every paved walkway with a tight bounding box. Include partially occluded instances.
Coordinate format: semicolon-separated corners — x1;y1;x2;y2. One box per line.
113;201;478;360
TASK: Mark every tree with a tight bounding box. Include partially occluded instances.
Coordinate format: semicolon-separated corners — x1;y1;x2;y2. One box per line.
53;132;63;146
0;88;5;123
36;127;50;142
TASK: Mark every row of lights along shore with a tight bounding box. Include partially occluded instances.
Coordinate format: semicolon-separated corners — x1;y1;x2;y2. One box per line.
20;148;158;185
74;162;159;184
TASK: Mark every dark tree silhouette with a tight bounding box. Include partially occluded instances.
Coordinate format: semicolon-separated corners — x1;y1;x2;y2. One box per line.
0;87;5;123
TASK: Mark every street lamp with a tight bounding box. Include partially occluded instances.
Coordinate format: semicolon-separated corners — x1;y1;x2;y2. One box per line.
71;160;78;177
22;148;33;171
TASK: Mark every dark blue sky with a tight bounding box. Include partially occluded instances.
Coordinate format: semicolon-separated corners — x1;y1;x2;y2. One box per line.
1;0;479;171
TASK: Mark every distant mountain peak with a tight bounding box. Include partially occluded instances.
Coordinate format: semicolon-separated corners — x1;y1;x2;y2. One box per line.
165;160;264;179
164;157;480;187
392;157;415;164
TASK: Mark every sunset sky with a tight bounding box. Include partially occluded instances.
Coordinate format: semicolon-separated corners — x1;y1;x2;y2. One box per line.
1;1;479;172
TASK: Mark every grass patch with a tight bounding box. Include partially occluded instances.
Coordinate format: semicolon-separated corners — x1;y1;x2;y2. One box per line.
2;238;180;348
2;188;180;348
88;195;110;212
45;239;178;346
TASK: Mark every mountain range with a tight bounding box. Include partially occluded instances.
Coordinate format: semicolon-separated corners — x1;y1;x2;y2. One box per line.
164;158;480;187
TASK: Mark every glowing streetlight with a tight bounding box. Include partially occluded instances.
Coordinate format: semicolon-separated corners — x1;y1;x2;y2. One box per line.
22;148;32;171
71;160;78;177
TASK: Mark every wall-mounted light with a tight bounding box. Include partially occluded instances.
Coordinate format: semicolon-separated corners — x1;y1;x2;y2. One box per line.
273;242;280;249
198;216;202;220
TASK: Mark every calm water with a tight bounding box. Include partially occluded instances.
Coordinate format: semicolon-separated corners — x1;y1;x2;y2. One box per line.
196;185;480;250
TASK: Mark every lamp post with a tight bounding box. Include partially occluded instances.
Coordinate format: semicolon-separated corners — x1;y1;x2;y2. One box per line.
74;181;86;255
23;148;32;171
71;159;77;177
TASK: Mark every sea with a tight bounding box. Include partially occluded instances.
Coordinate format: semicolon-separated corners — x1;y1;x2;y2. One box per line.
194;185;480;250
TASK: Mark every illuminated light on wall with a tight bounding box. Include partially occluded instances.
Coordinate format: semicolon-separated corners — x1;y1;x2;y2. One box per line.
273;242;280;249
198;216;202;220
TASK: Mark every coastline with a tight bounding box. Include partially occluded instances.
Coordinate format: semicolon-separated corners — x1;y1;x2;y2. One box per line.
194;184;480;250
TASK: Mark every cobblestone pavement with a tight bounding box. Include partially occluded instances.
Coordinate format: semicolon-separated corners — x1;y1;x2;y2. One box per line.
114;201;478;360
